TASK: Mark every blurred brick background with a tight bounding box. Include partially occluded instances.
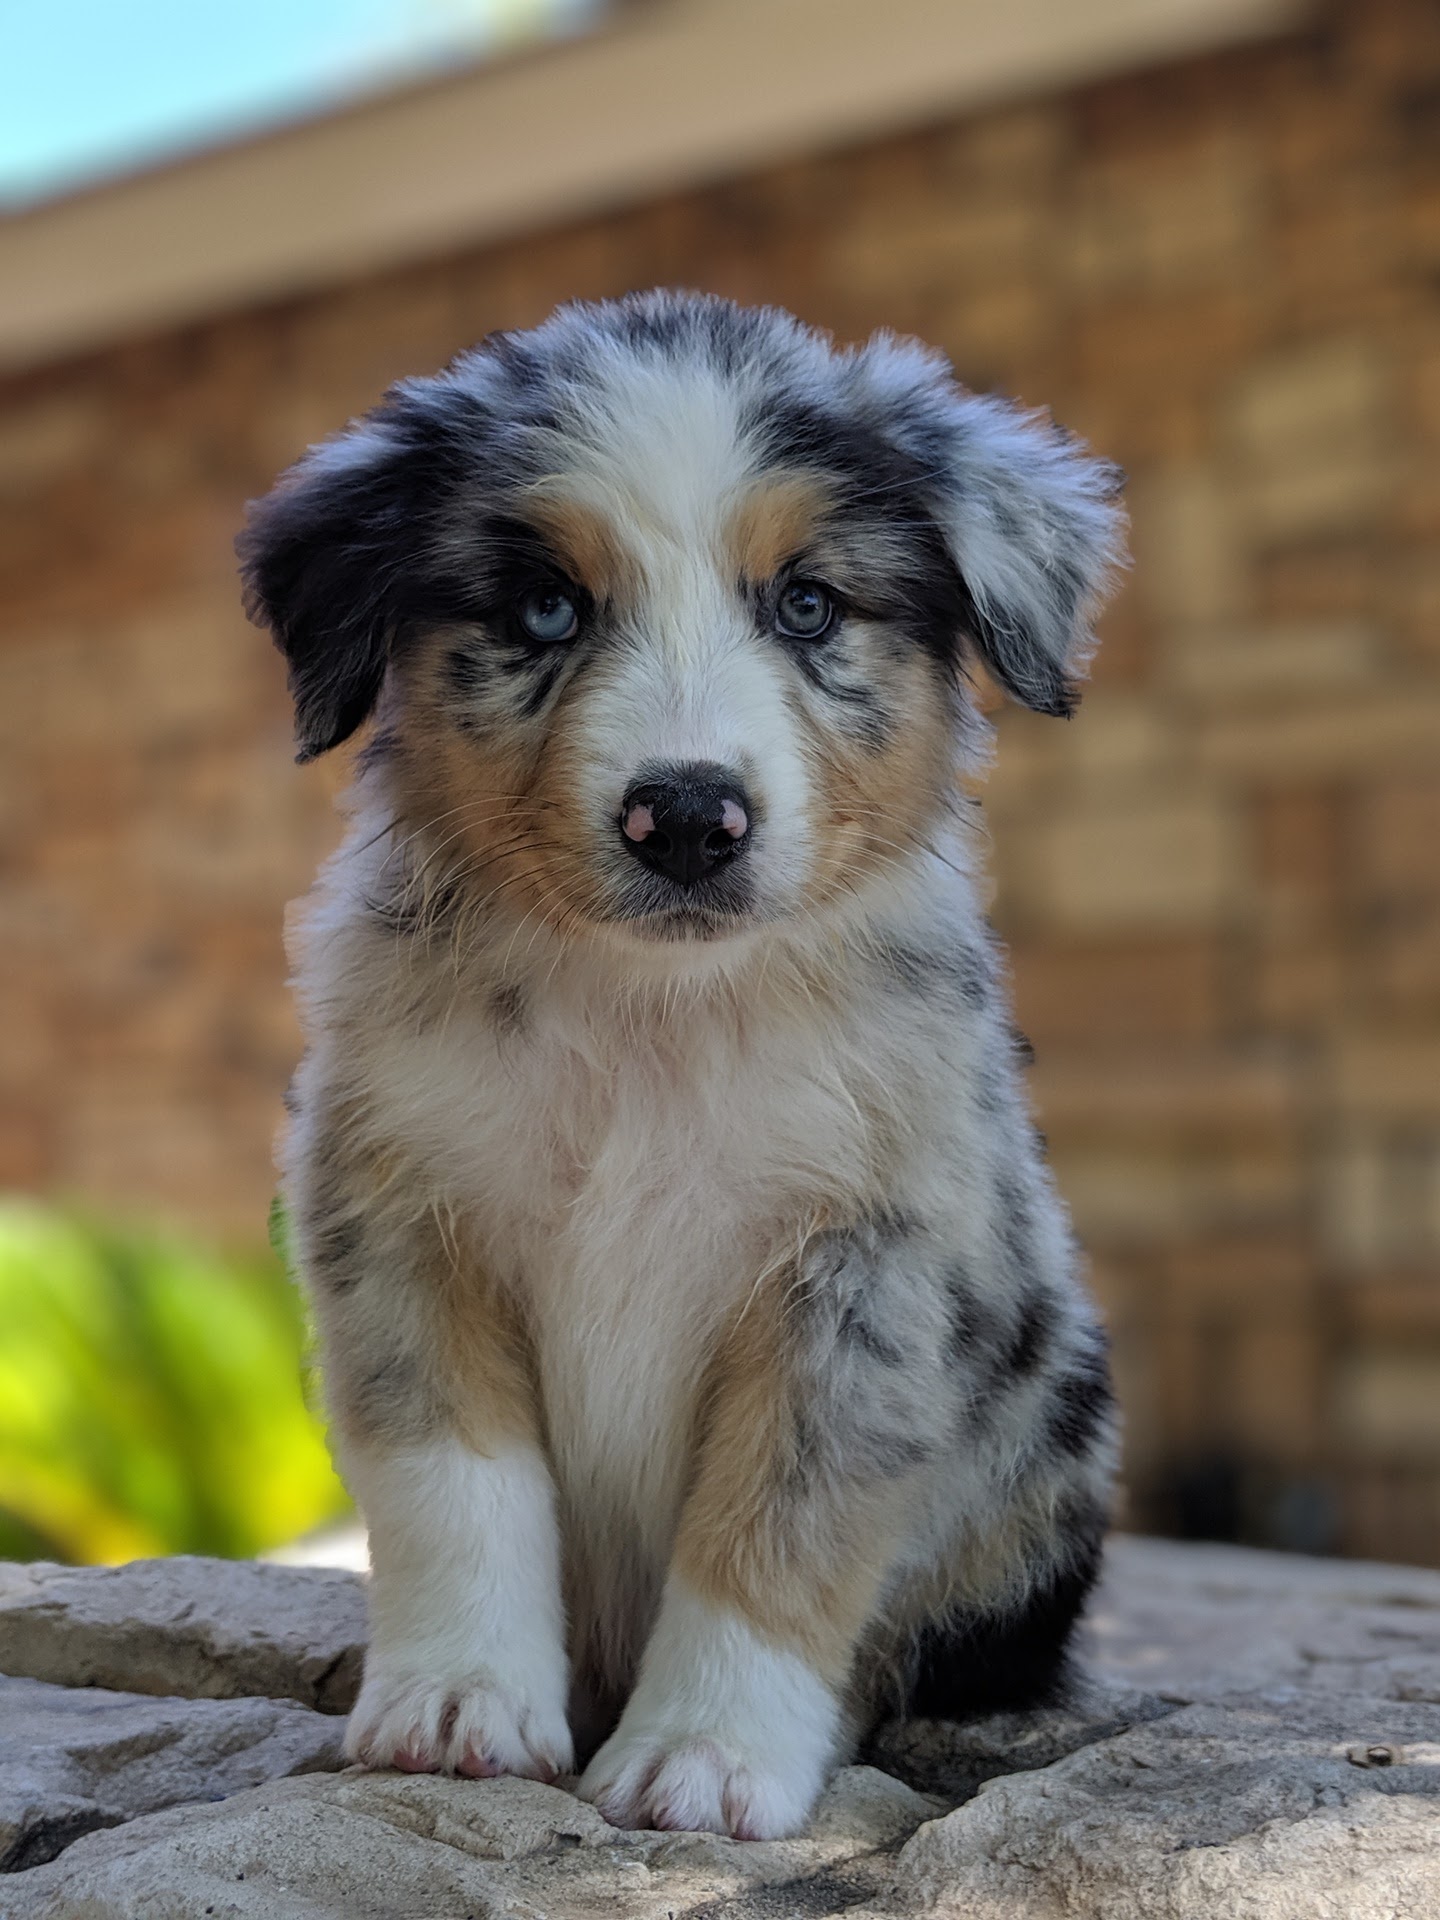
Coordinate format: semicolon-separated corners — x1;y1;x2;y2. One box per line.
1;0;1437;1560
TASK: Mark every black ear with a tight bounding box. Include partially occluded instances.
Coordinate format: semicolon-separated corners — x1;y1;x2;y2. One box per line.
941;393;1126;715
238;413;430;762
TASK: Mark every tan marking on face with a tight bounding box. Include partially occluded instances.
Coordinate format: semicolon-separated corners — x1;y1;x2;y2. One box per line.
672;1259;914;1682
797;645;955;907
523;489;643;607
382;633;614;942
724;473;834;587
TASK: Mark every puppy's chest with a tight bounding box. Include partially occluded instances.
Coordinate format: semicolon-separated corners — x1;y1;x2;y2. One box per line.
466;1006;874;1259
430;1001;885;1515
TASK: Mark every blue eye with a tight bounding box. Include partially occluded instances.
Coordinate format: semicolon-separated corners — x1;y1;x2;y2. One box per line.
517;585;579;644
775;581;834;641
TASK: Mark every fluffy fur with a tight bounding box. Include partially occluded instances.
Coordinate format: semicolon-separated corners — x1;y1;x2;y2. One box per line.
240;291;1126;1839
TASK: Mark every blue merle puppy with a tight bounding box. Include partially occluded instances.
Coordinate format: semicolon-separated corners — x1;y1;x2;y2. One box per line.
240;290;1125;1840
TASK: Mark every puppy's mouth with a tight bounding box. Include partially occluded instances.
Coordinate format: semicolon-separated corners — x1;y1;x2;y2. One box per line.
607;868;759;943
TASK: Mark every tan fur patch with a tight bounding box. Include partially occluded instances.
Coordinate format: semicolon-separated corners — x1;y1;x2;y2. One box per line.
321;1238;540;1460
435;1244;543;1457
724;473;833;586
296;1080;542;1457
673;1268;911;1682
798;652;955;909
523;489;642;606
385;638;614;943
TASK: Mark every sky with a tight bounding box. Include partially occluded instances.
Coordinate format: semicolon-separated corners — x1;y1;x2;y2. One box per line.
0;0;599;208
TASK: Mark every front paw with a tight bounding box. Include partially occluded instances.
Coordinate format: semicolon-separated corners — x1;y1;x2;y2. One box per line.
578;1583;840;1839
345;1660;574;1783
578;1723;825;1840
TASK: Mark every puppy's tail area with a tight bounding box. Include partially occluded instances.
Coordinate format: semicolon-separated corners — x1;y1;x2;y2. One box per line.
896;1541;1102;1721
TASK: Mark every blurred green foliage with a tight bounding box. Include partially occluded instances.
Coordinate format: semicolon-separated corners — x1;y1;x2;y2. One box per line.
0;1198;350;1563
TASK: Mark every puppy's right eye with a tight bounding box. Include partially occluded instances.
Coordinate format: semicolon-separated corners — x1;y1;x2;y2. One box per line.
775;580;834;642
517;586;580;644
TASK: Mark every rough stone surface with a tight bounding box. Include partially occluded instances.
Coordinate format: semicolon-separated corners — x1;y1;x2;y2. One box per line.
1090;1534;1440;1705
0;1557;365;1712
865;1682;1174;1802
0;1676;344;1874
0;1766;937;1919
2;1536;1438;1915
894;1692;1440;1920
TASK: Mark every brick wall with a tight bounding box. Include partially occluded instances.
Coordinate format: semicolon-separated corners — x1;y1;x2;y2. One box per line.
2;0;1437;1560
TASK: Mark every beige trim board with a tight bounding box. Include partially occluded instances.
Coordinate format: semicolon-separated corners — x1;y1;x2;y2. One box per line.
0;0;1307;375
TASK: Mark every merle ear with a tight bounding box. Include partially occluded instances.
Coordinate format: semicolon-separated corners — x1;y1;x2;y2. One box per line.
238;413;430;762
942;393;1126;716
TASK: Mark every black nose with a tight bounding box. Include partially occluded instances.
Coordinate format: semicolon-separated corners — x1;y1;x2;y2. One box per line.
619;766;752;887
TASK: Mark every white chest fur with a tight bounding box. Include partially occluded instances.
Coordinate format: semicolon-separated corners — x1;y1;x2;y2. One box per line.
362;967;886;1554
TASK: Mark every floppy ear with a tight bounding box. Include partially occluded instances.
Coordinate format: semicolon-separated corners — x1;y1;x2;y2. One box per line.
238;413;431;762
942;394;1126;716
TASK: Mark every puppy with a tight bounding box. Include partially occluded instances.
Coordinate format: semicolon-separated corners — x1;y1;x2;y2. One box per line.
240;290;1125;1841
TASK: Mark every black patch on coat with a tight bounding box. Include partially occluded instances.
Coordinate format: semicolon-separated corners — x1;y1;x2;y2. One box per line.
350;1352;439;1437
836;1299;907;1368
784;643;889;741
482;327;552;399
443;640;492;718
306;1211;363;1293
899;1499;1106;1717
301;1144;368;1293
875;939;989;1009
863;1430;940;1478
489;980;529;1036
1045;1329;1116;1459
999;1286;1057;1380
972;1065;1006;1116
355;726;401;773
945;1264;1009;1371
798;1213;940;1477
805;1214;913;1368
993;1174;1043;1285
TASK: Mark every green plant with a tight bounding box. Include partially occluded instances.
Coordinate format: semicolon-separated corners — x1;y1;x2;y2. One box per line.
0;1197;349;1563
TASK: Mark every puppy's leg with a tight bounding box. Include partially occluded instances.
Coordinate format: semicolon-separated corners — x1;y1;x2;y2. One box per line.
343;1436;572;1781
292;1128;572;1782
579;1220;950;1839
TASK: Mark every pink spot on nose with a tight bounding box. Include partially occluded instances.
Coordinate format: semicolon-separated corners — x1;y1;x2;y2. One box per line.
623;802;656;843
720;798;748;839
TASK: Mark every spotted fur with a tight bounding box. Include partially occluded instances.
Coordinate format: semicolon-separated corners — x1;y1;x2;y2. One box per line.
240;291;1126;1838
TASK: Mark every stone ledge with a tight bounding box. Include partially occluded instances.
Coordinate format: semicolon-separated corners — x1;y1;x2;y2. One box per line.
0;1556;365;1713
1;1536;1436;1917
896;1691;1440;1919
0;1676;344;1874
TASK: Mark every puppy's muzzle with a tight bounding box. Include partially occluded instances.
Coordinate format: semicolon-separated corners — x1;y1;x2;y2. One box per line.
620;764;751;888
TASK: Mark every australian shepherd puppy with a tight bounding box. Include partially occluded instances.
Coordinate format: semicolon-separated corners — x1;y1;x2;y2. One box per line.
240;290;1126;1841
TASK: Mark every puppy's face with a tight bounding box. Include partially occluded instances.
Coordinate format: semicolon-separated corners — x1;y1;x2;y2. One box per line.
241;295;1122;952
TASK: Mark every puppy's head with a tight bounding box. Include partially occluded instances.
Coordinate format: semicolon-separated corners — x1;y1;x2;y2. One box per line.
240;292;1123;950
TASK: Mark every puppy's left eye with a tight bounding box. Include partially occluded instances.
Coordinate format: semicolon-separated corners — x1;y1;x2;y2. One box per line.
775;580;834;641
517;585;580;644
